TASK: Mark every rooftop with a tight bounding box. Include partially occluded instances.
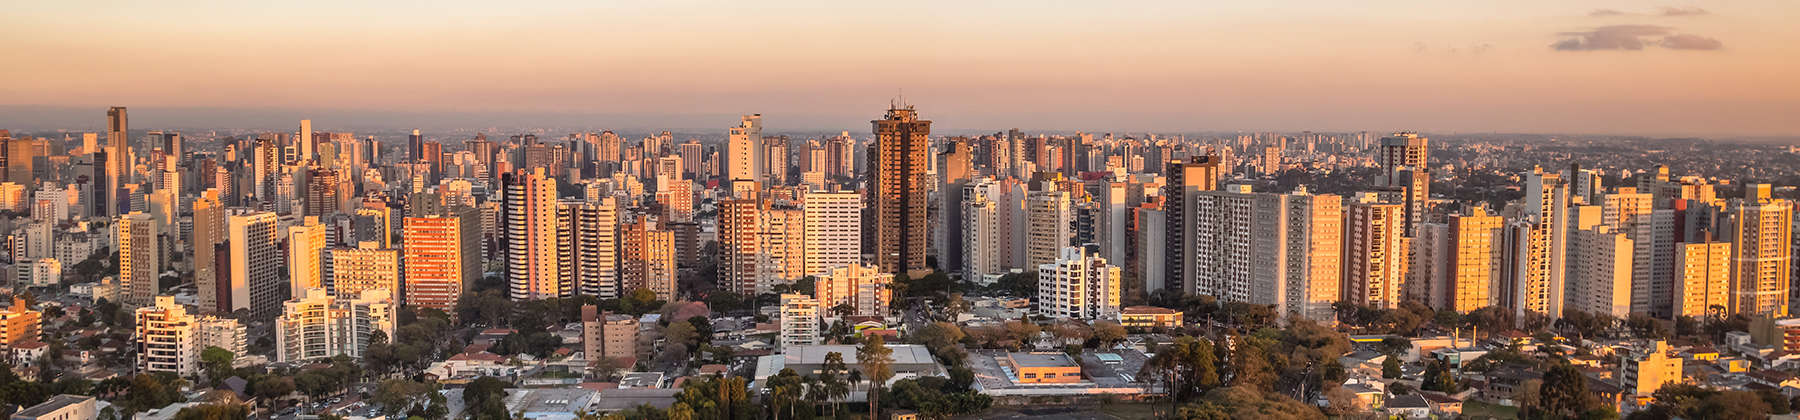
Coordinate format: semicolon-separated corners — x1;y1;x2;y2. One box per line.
782;344;936;366
1008;352;1078;368
12;394;93;418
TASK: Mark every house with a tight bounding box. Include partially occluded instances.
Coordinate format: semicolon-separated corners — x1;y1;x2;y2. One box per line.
1418;391;1463;416
1385;394;1430;419
424;351;515;380
10;394;96;420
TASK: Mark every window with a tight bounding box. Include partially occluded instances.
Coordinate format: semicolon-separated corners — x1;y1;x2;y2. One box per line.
1024;373;1036;379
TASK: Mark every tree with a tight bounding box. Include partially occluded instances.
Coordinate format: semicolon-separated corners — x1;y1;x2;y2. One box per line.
1421;359;1459;392
1527;363;1613;419
1141;336;1220;402
912;322;965;352
1002;320;1040;346
858;335;895;420
172;404;249;420
664;320;699;351
199;346;234;385
1092;321;1127;347
463;376;511;420
372;379;436;416
818;352;852;418
767;368;805;419
1382;357;1402;379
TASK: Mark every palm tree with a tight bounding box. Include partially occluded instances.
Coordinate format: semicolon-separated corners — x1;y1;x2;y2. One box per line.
857;335;895;420
821;352;851;418
769;368;805;419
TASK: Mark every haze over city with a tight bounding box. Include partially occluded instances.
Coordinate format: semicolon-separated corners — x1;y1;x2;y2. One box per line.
5;1;1799;137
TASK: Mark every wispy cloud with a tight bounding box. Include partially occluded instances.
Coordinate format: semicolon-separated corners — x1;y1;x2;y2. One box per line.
1660;34;1723;50
1552;25;1722;51
1587;7;1710;18
1659;7;1709;16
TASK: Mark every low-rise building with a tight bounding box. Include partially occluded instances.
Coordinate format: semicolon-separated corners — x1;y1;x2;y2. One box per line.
0;296;41;348
9;394;97;420
1118;306;1182;329
1620;340;1682;406
1002;352;1081;384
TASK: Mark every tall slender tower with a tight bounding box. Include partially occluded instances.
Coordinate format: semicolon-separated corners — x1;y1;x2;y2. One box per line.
105;106;129;218
1162;154;1220;295
1726;184;1793;316
504;169;565;300
727;115;763;185
870;104;932;276
1512;168;1569;320
229;212;282;319
1379;133;1429;236
118;212;159;307
193;190;226;312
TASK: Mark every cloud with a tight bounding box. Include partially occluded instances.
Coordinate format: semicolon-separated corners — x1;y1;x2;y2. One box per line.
1553;25;1671;50
1660;7;1709;16
1587;7;1709;18
1659;34;1723;50
1551;25;1722;51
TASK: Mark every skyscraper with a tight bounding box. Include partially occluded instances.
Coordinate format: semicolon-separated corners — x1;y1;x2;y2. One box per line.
1162;154;1221;295
1344;193;1407;309
1443;208;1503;312
402;209;481;311
1725;184;1792;316
870;105;932;277
727;115;763;184
622;218;676;301
504;169;565;300
105;106;128;218
229;212;283;319
802;190;863;278
1510;168;1569;320
1024;189;1072;270
1284;190;1342;323
564;198;620;298
937;141;973;272
306;168;340;216
1673;241;1731;317
192;190;226;313
1567;226;1634;318
117;212;159;307
288;221;327;299
327;242;401;305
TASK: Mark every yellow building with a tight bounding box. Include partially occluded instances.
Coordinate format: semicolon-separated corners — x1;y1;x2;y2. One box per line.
1004;352;1081;384
1119;306;1183;329
1620;341;1682;406
0;297;41;348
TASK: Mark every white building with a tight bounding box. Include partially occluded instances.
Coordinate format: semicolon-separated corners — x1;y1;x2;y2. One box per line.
135;296;196;376
778;294;820;349
1036;247;1121;320
275;288;396;362
1568;226;1634;318
801;190;861;278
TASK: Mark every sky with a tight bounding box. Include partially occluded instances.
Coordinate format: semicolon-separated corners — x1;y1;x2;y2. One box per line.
3;1;1797;137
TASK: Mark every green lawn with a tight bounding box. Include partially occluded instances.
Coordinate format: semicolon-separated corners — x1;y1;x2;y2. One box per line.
1462;400;1519;420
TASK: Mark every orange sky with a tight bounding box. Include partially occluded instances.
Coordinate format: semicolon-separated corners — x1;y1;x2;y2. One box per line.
3;1;1796;136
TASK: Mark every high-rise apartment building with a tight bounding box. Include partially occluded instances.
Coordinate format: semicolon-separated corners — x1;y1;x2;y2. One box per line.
328;242;400;304
288;221;327;299
622;218;677;301
719;196;763;295
1510;168;1569;320
117;212;159;307
727;115;763;184
1344;193;1407;309
1567;226;1635;318
135;296;195;376
814;264;893;317
1024;189;1072;270
192;191;227;313
0;297;41;347
1036;247;1122;320
275;288;395;362
778;294;820;349
402;209;481;311
1725;184;1793;316
1378;133;1429;236
870;105;932;277
504;169;565;300
1284;190;1342;322
1162;154;1220;295
562;198;620;298
306;168;340;216
803;190;863;278
961;179;1006;282
229;212;283;319
936;141;973;272
1673;241;1731;317
1443;209;1504;312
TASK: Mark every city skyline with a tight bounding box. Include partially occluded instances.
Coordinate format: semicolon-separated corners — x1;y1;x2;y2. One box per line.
4;1;1799;137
